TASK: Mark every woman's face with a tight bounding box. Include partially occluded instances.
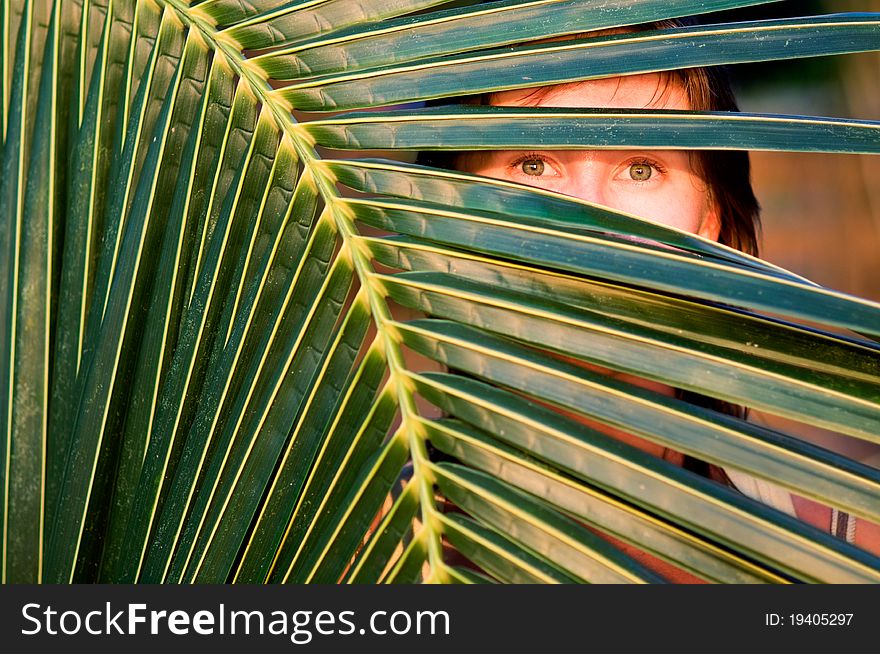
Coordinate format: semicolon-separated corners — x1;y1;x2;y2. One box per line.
460;74;721;240
458;74;723;462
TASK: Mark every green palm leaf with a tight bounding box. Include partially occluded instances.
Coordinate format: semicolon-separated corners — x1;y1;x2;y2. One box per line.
2;0;879;584
269;14;880;109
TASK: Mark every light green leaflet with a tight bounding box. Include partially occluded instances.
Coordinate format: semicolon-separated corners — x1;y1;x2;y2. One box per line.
271;14;880;110
238;0;782;73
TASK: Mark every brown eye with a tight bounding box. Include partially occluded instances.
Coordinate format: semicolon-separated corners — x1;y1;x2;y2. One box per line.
520;158;545;176
629;163;652;181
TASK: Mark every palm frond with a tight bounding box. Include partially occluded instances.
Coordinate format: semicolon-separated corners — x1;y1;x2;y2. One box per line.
2;0;879;584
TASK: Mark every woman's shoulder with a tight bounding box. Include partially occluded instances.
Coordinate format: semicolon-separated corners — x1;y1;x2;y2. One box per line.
723;411;880;502
722;467;797;517
722;410;880;553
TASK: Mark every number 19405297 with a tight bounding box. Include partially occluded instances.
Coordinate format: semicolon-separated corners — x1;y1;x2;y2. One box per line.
764;613;854;627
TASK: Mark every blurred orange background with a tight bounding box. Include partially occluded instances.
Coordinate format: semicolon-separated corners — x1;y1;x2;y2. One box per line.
724;0;879;300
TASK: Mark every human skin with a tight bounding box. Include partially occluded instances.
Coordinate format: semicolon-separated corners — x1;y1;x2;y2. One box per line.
457;73;880;568
460;77;721;240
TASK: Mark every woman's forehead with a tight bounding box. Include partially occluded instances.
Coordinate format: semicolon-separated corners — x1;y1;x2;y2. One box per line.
488;75;691;111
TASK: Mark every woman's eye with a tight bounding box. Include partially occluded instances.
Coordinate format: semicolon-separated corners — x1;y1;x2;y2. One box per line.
628;162;653;181
520;158;545;176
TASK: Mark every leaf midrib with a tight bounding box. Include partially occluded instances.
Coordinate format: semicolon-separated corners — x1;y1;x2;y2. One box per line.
158;0;447;582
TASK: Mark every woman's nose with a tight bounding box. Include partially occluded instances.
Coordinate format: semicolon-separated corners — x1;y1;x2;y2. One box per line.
562;165;607;206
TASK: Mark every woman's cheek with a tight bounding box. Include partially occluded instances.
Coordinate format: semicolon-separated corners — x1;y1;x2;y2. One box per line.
621;189;706;234
607;191;668;225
